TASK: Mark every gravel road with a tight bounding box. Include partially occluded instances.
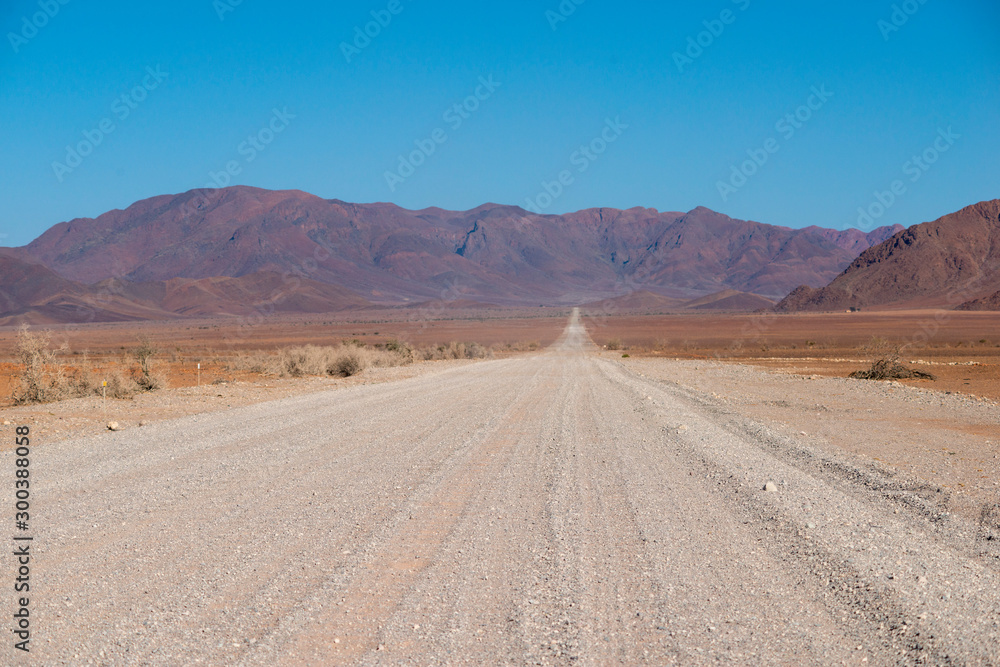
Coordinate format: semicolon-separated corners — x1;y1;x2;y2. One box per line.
12;311;1000;665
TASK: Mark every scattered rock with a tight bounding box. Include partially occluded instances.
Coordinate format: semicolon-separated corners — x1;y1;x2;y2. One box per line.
763;481;778;492
107;422;121;431
2;420;10;425
806;522;816;529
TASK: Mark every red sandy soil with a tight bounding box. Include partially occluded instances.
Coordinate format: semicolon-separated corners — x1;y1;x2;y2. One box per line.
583;310;1000;402
4;308;998;403
0;310;571;401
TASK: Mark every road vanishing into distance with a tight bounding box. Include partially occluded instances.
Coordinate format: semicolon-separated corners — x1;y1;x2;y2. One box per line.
21;312;1000;665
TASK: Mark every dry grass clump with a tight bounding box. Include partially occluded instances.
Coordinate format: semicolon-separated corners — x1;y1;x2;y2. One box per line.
11;327;68;404
226;342;415;379
279;345;338;377
418;341;492;361
605;337;624;351
226;350;275;375
10;327;166;405
60;356;137;400
129;336;167;390
849;337;936;381
330;349;365;377
495;341;541;352
105;367;146;398
226;339;494;378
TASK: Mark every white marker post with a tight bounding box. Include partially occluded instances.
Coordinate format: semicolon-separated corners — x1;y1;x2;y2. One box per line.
197;362;201;388
102;380;107;414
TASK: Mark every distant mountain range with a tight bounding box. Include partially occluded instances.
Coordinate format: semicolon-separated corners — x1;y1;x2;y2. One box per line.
0;185;958;324
777;200;1000;312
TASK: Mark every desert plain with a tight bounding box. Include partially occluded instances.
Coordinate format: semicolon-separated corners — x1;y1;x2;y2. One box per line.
1;307;998;664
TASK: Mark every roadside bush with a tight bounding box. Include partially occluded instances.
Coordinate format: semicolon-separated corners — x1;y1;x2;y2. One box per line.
104;367;142;398
849;337;936;381
278;345;335;377
418;341;492;361
129;336;166;391
329;349;364;377
64;355;99;397
494;340;540;352
368;346;414;368
225;342;415;379
383;339;414;362
227;350;278;375
605;338;623;351
11;326;68;404
10;327;148;404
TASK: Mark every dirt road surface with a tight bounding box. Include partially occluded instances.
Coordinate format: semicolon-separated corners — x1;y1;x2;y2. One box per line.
10;311;1000;665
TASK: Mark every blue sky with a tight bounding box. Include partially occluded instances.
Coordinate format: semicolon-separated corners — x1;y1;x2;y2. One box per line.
2;0;997;246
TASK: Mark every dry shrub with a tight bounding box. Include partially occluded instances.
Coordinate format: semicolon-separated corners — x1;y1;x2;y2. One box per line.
367;346;414;368
129;336;166;391
64;354;100;397
11;326;68;404
495;341;540;352
227;350;279;375
849;337;936;381
225;343;415;379
103;367;142;398
383;339;413;361
418;341;492;361
329;349;364;377
10;327;149;404
605;338;624;351
278;345;336;377
329;346;414;376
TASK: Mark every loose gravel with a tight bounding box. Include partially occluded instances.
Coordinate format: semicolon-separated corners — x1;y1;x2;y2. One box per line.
5;312;999;665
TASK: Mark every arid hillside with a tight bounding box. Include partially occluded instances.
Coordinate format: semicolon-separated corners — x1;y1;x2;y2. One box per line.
6;187;900;321
777;200;1000;312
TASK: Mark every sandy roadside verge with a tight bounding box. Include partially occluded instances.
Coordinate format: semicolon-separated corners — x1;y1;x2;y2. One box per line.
615;353;1000;524
5;348;997;524
0;359;481;447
